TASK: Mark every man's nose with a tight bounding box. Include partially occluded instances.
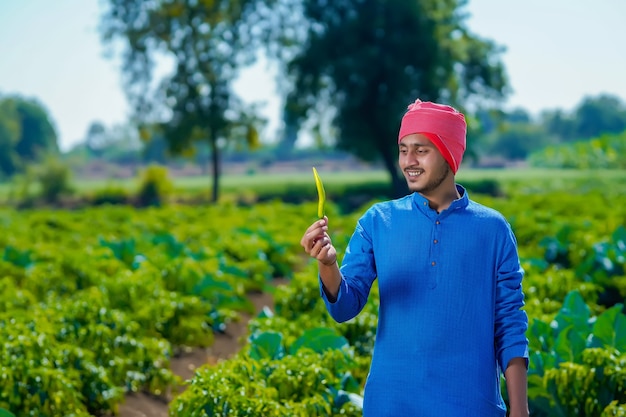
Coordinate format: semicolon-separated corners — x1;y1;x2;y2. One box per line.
406;152;419;165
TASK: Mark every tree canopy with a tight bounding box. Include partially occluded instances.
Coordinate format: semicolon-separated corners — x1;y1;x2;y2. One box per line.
99;1;626;194
99;0;511;198
278;0;509;195
99;0;276;201
0;94;58;178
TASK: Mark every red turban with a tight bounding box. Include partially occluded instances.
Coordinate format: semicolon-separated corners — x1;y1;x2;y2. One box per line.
398;99;467;173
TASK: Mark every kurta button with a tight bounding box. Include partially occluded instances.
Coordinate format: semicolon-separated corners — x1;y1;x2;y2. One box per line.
431;261;436;266
434;239;438;244
435;221;440;225
423;202;427;206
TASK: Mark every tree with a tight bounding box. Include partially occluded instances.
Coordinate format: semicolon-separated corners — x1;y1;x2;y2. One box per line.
12;96;59;160
99;0;275;202
97;123;144;164
489;123;552;161
276;0;509;196
0;94;59;177
540;94;626;144
85;121;108;157
540;108;575;144
573;94;626;140
0;99;21;177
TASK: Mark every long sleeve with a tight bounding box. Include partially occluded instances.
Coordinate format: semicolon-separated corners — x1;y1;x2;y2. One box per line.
320;220;378;323
494;221;529;371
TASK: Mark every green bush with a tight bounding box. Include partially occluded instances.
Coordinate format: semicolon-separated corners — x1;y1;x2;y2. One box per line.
528;292;626;416
90;185;129;205
35;156;73;204
135;164;173;207
5;157;73;207
544;349;626;417
170;349;362;417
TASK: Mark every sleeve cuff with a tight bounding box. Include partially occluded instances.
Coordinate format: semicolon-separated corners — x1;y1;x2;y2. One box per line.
319;274;343;304
500;343;529;371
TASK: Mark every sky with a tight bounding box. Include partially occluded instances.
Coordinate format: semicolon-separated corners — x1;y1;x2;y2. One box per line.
0;0;625;152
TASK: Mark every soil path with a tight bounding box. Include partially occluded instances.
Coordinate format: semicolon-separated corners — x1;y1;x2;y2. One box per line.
117;288;277;417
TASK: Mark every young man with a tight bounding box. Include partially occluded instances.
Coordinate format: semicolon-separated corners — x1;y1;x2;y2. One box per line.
300;99;529;417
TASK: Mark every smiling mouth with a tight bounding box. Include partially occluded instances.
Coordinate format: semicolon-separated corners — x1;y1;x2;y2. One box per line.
405;169;423;178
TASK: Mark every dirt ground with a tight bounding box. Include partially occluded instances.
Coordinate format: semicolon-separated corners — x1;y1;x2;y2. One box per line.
117;289;277;417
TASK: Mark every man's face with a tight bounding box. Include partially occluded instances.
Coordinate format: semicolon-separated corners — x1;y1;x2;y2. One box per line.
398;133;452;194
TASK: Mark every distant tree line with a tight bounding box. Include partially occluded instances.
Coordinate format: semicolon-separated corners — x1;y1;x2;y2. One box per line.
2;91;625;185
473;94;626;162
2;0;626;197
60;92;626;170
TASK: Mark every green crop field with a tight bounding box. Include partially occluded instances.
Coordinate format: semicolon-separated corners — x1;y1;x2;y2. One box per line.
1;167;625;416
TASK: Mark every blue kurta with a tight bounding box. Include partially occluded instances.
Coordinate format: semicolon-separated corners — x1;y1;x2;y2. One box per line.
321;185;529;417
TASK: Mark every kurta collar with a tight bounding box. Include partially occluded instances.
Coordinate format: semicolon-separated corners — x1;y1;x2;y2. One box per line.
412;184;469;219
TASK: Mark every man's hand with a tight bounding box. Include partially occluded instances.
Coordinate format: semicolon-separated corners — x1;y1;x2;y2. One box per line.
301;216;342;301
300;216;337;266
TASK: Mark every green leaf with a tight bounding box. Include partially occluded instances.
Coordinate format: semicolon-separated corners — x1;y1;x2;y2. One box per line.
248;331;284;360
611;225;626;251
289;327;349;355
340;371;361;392
218;262;249;279
193;274;233;296
589;304;626;351
552;290;591;336
528;319;553;352
2;245;33;268
554;325;586;363
257;306;274;319
329;388;364;410
524;394;558;417
0;408;16;417
528;350;557;378
152;232;190;258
